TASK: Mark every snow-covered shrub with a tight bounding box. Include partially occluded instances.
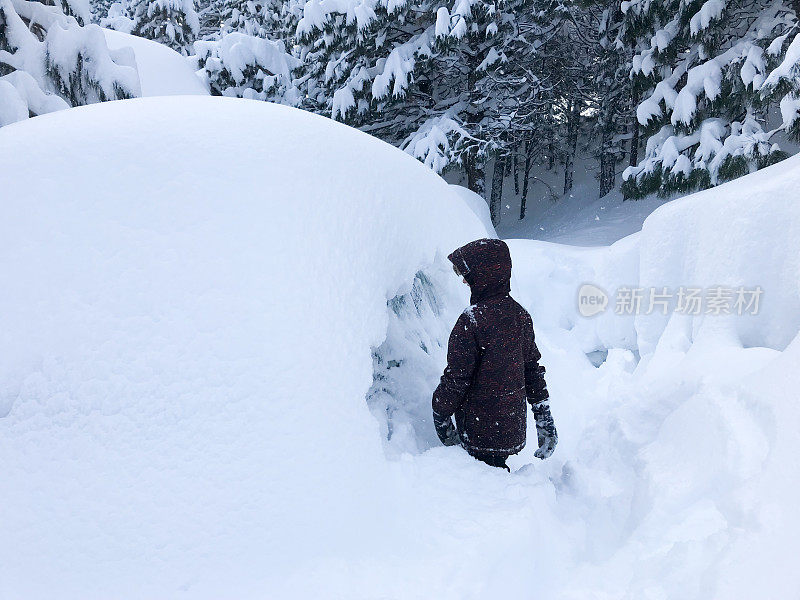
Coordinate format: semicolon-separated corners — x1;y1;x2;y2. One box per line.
125;0;199;55
56;0;91;22
194;31;299;103
100;1;134;32
0;0;140;127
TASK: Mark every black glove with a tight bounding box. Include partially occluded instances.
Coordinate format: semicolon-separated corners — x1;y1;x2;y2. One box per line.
532;402;557;459
433;412;460;446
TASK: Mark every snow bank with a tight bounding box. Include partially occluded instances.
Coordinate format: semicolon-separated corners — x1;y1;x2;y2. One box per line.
510;152;800;358
505;153;800;599
103;28;208;96
635;159;800;355
0;97;489;598
449;183;496;236
507;235;640;354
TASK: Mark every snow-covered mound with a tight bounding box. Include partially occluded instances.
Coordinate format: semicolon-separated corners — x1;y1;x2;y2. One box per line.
103;30;208;96
449;183;497;236
635;164;800;354
509;155;800;357
506;154;800;599
0;97;491;597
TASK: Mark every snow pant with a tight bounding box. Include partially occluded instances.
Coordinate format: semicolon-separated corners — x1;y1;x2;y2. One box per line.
470;452;510;471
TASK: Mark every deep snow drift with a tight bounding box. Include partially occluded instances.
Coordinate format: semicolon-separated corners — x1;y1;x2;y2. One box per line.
506;157;800;597
0;97;493;598
102;29;209;97
1;97;799;599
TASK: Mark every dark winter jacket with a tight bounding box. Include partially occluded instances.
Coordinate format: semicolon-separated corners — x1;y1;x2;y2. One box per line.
432;239;549;457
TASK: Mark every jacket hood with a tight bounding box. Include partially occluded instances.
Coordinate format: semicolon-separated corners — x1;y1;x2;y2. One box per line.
448;238;512;304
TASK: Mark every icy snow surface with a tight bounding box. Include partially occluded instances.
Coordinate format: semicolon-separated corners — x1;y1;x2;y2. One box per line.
1;97;799;599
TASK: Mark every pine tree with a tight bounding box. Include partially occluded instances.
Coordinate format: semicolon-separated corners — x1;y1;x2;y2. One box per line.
294;0;490;184
90;0;116;22
0;0;140;127
586;0;634;198
759;5;800;141
195;0;223;39
128;0;200;55
621;0;795;199
194;31;300;102
197;0;297;45
294;0;578;210
218;0;284;37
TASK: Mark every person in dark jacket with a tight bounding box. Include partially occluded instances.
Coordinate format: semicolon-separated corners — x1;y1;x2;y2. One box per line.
432;238;557;470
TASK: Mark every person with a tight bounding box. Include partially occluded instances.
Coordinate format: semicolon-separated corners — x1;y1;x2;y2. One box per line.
431;238;557;471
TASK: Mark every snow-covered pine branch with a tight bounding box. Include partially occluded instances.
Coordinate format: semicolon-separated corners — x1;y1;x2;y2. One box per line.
194;31;300;103
121;0;200;55
293;0;587;206
622;0;795;199
0;0;140;127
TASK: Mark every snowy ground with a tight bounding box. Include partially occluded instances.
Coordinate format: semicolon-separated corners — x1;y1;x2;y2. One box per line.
498;188;668;246
478;154;672;246
1;97;798;599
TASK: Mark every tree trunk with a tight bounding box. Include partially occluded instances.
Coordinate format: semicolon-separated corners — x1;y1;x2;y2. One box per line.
464;55;485;196
513;150;520;196
520;141;532;220
629;88;640;168
563;99;580;196
793;0;800;19
599;119;616;198
465;153;485;196
489;155;505;226
599;147;616;198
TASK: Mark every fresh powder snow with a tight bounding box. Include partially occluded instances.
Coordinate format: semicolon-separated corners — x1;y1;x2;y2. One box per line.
1;96;798;599
103;28;209;96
